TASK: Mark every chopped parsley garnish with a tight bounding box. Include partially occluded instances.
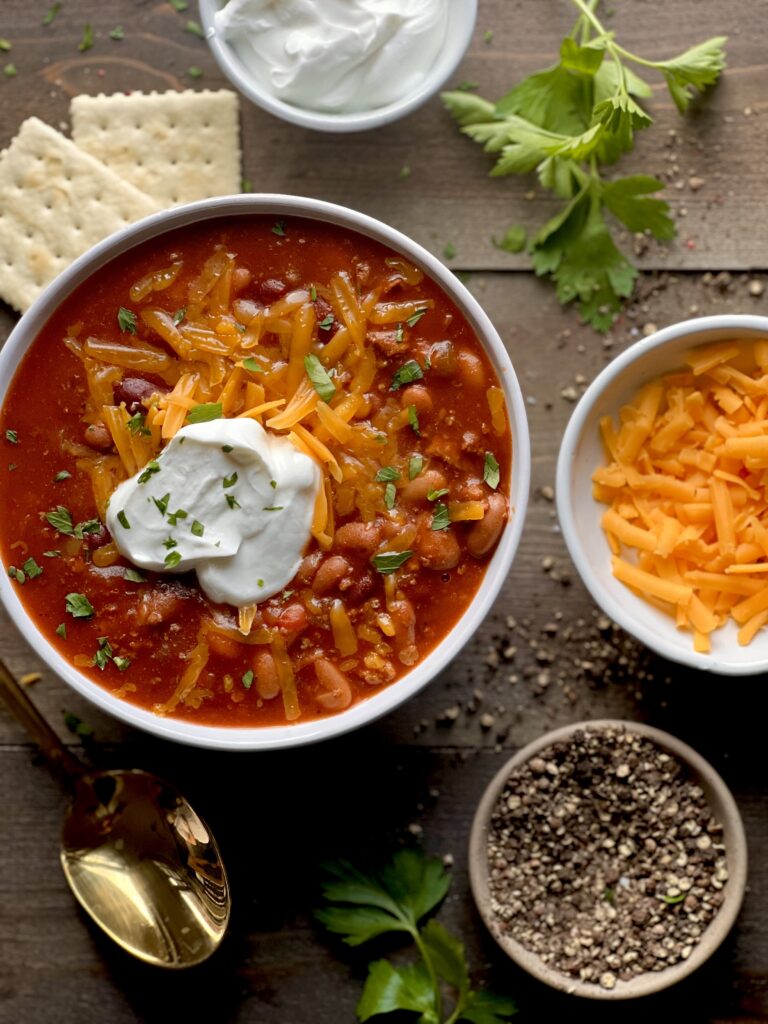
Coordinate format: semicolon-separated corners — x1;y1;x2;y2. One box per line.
317;314;335;331
427;488;449;501
43;550;60;558
63;711;93;737
170;0;188;10
152;493;170;516
185;19;205;38
42;2;61;25
408;455;423;480
242;669;254;689
191;519;205;536
164;550;182;568
117;510;131;530
430;502;451;531
65;592;95;619
394;324;404;343
55;622;67;639
167;508;188;525
93;637;113;671
74;519;101;540
223;472;238;488
272;219;287;236
375;467;400;482
46;505;74;535
5;429;18;444
234;321;246;333
187;65;203;79
226;494;241;510
371;550;414;575
126;412;150;436
375;433;388;445
310;284;317;301
124;568;145;583
384;482;396;510
117;306;137;333
0;39;10;52
78;22;94;51
172;307;186;326
222;445;233;453
484;451;500;490
138;460;160;484
242;357;264;373
262;505;284;512
187;402;222;424
270;479;277;489
53;470;71;482
406;308;428;328
7;463;17;471
163;537;178;549
390;359;424;391
109;25;125;40
113;656;131;672
22;556;42;579
3;63;17;77
443;242;456;260
7;566;25;584
407;404;420;435
304;354;336;403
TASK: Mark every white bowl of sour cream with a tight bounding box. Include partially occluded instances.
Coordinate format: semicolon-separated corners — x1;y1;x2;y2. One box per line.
198;0;478;132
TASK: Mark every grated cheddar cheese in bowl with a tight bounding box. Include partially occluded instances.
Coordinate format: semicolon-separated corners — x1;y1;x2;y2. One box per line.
557;316;768;674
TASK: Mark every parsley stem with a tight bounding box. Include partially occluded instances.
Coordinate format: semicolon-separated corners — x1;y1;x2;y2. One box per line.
413;928;443;1021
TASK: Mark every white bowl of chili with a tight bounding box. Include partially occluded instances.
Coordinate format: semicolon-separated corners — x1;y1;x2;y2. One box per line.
0;194;529;750
557;314;768;674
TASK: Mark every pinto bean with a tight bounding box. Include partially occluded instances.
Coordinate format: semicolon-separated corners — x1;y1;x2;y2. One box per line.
457;349;487;389
207;632;241;659
315;659;353;710
335;520;382;555
254;649;280;699
428;339;457;376
400;469;447;505
270;602;308;638
467;492;508;557
400;385;432;415
84;422;113;451
232;267;252;293
135;586;187;626
455;476;485;501
312;555;351;594
297;550;323;583
416;527;460;570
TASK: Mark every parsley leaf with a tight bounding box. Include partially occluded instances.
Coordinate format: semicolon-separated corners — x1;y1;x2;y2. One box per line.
492;226;527;254
124;568;145;583
191;519;205;537
22;556;42;579
375;467;400;482
384;482;396;510
173;307;186;326
304;354;336;403
53;470;71;482
126;412;150;436
226;494;241;510
390;359;424;391
242;356;264;373
431;502;451;531
656;37;727;113
117;307;137;334
152;493;170;516
5;429;18;444
164;550;182;568
55;622;67;639
408;455;423;480
46;505;74;535
370;550;413;575
138;460;160;484
109;25;125;40
185;19;205;37
272;219;287;236
78;23;94;51
65;593;95;619
357;961;436;1022
223;473;238;489
406;308;428;328
42;2;61;25
602;175;675;240
427;488;449;501
187;402;222;424
407;404;420;435
113;655;132;672
242;669;254;689
484;451;500;490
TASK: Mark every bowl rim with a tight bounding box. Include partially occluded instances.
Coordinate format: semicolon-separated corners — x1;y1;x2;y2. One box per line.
198;0;478;133
0;192;530;751
468;718;748;1001
556;314;768;675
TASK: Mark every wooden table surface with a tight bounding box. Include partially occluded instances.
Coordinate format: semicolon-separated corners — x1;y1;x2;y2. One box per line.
1;2;767;1021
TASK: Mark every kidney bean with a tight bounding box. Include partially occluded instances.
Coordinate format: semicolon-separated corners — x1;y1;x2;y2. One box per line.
113;375;168;414
82;524;110;550
335;520;382;555
400;385;432;415
257;278;287;302
343;570;374;603
467;492;508;557
266;602;308;638
312;555;351;594
400;469;447;505
232;267;252;293
84;423;113;451
416;527;460;570
315;659;352;710
254;649;280;699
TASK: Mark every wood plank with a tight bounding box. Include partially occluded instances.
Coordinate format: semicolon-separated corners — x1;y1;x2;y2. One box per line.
0;0;764;276
0;742;765;1023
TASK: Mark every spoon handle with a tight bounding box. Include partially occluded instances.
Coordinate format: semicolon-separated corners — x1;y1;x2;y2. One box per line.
0;659;83;783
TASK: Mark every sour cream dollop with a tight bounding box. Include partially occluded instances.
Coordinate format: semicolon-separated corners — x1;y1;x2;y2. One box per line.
214;0;449;114
106;419;321;608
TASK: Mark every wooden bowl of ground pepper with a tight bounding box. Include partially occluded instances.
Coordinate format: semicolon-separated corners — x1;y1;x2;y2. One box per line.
469;720;747;1000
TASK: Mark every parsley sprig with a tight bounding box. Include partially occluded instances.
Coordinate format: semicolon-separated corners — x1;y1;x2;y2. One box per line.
443;1;726;330
316;848;516;1024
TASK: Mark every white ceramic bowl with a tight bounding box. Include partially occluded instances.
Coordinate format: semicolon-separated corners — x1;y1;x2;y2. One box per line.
557;314;768;675
198;0;477;132
0;194;530;750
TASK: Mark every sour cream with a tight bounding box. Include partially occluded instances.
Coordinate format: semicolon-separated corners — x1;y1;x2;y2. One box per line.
214;0;449;114
106;419;321;608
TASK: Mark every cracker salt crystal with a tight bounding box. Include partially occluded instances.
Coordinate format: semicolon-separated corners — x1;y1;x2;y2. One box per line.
0;118;159;313
71;90;241;206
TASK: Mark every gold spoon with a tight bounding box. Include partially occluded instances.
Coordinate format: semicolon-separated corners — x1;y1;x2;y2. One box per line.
0;659;230;968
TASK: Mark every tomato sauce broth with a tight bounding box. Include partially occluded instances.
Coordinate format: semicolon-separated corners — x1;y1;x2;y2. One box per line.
0;216;511;727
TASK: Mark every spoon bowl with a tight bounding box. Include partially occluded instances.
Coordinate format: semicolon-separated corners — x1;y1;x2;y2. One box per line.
61;769;230;968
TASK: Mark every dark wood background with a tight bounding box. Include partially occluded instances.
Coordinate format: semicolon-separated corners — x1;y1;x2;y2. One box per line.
1;2;767;1021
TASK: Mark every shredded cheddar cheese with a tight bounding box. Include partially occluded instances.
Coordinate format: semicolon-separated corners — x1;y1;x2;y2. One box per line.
594;339;768;650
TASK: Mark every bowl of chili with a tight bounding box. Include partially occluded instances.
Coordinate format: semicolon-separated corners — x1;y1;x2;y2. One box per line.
0;194;530;749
